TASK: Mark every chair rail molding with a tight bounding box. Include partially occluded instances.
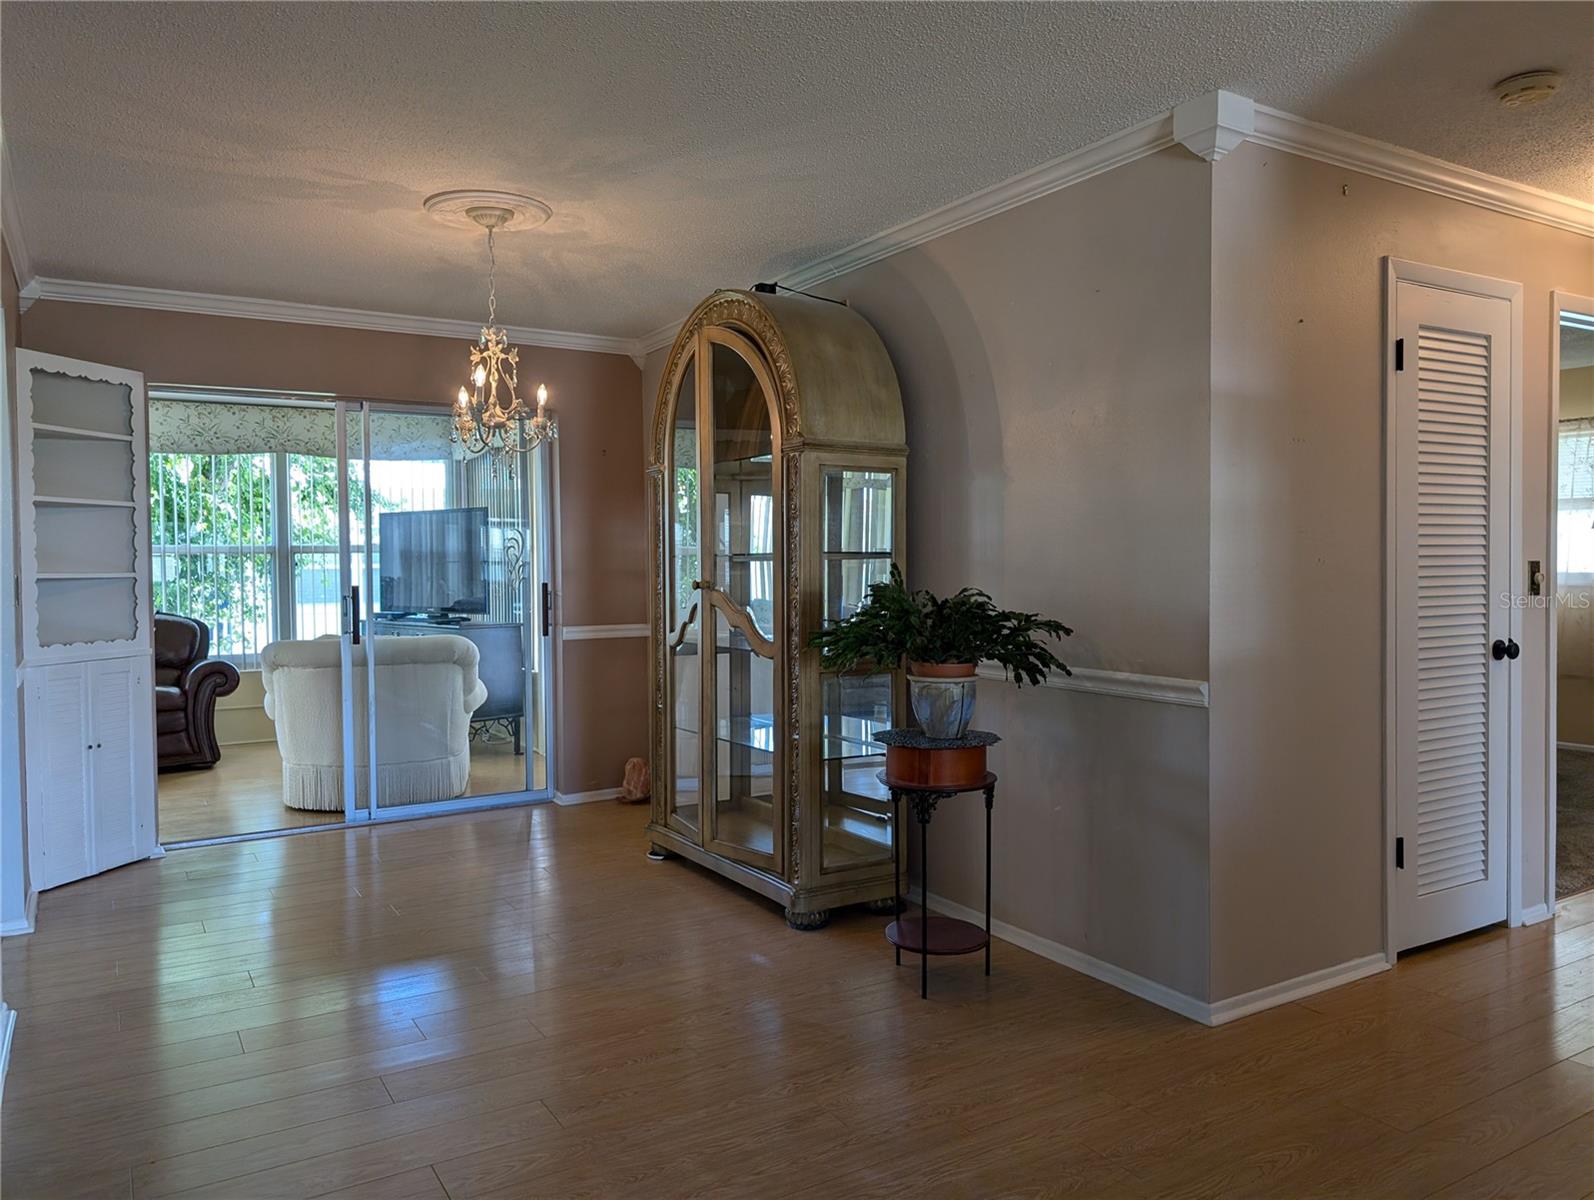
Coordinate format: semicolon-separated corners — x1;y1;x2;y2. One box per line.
975;663;1209;708
560;623;649;641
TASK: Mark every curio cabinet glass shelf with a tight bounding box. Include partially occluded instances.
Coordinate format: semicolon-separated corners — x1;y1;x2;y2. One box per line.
647;289;908;928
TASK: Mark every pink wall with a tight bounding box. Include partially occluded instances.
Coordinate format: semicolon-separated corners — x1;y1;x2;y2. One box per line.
18;300;648;795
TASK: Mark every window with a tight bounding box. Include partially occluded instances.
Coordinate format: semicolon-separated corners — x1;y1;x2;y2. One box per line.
150;449;452;666
151;452;277;665
1561;418;1594;586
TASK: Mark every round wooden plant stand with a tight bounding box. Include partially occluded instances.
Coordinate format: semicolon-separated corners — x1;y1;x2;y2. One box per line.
874;729;1000;999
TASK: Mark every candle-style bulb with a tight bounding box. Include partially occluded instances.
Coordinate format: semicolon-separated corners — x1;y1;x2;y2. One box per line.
536;383;548;408
457;386;469;408
474;365;487;387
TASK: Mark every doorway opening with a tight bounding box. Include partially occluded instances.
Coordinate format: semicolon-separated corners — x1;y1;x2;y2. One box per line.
1553;296;1594;901
151;389;553;845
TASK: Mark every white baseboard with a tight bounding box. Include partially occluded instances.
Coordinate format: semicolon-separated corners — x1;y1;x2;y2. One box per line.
1520;901;1555;926
0;1003;15;1102
912;887;1389;1026
909;887;1210;1023
0;888;37;937
1558;742;1594;755
553;787;624;806
1205;953;1389;1024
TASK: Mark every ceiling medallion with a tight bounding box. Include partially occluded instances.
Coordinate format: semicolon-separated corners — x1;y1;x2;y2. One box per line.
425;191;557;474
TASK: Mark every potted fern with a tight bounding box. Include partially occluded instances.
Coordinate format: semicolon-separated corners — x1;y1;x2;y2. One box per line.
809;565;1072;737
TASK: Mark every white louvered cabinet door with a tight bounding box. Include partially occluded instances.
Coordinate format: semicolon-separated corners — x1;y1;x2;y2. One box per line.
22;663;94;891
88;655;157;874
20;656;156;891
1393;280;1511;952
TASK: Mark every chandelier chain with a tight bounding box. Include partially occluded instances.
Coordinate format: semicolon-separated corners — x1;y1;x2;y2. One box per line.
485;226;498;328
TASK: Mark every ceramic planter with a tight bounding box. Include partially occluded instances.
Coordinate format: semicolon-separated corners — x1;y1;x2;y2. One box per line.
906;661;977;738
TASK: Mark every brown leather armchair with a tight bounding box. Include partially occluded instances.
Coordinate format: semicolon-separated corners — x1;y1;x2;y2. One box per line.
154;613;241;772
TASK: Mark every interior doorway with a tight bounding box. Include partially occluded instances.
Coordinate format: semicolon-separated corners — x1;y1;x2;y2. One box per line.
1385;259;1522;954
1553;295;1594;901
152;389;553;845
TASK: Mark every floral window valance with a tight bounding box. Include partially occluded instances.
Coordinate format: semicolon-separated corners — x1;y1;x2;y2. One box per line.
148;399;456;461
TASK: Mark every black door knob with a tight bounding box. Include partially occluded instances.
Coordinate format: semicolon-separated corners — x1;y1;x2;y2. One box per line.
1506;638;1521;660
1492;639;1508;661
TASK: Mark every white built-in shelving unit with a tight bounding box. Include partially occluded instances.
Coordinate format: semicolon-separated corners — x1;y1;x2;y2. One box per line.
15;349;156;890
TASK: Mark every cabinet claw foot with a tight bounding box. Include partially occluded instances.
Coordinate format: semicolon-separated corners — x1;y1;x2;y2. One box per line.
862;896;898;914
785;907;830;931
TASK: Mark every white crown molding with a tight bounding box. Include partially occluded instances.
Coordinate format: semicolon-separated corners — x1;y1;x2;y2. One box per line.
1250;104;1594;237
0;135;31;286
1173;90;1255;163
639;320;680;357
634;110;1177;358
13;96;1586;364
15;277;645;360
784;110;1177;295
975;662;1209;708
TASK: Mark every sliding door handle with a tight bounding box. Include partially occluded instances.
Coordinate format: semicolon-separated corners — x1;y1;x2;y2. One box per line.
541;582;552;638
350;585;361;646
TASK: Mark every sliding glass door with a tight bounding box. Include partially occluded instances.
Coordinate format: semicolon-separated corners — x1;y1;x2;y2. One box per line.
340;400;553;821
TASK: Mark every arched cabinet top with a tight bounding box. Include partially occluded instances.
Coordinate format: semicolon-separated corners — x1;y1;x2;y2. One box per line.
650;289;905;467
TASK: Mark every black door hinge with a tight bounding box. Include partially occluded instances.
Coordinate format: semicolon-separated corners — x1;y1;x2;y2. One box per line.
1395;836;1405;869
1394;338;1404;371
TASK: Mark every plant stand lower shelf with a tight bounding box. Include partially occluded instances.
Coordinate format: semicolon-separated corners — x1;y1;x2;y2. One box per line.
880;761;998;999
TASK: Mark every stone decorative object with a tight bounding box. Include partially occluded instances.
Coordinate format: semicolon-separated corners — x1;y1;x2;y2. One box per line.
621;756;650;802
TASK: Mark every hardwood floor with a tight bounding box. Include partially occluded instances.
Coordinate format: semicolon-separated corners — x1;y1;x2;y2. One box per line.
3;802;1592;1198
158;741;547;844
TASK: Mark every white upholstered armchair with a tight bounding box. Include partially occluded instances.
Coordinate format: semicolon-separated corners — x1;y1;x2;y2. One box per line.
261;635;488;810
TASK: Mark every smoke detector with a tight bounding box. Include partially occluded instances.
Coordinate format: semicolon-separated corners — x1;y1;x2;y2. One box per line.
1492;70;1561;109
423;190;552;231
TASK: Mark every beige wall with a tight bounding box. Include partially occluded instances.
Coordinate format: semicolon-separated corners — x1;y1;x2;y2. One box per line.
1209;142;1594;999
645;148;1217;999
216;670;273;746
18;301;648;794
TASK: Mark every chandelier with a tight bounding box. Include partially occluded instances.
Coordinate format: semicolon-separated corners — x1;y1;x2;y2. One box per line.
427;192;557;473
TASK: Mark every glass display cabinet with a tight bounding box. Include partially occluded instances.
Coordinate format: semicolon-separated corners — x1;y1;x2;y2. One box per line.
647;289;908;928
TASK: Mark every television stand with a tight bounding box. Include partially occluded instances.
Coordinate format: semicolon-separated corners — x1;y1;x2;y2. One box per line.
369;616;528;756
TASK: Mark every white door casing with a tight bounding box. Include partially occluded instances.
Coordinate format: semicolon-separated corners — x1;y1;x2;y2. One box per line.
1390;264;1519;953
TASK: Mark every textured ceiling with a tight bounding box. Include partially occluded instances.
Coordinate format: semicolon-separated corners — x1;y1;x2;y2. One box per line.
3;1;1589;340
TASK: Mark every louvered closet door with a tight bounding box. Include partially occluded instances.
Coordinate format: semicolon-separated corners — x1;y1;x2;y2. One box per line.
1393;280;1512;952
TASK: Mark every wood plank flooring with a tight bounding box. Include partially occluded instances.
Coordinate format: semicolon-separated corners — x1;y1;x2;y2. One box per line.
157;741;546;844
3;801;1592;1198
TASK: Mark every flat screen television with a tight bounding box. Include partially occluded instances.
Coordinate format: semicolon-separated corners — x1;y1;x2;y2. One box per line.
378;507;488;616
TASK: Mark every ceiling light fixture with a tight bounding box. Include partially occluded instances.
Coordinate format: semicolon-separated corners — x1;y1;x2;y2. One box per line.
1492;70;1561;109
424;189;557;475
